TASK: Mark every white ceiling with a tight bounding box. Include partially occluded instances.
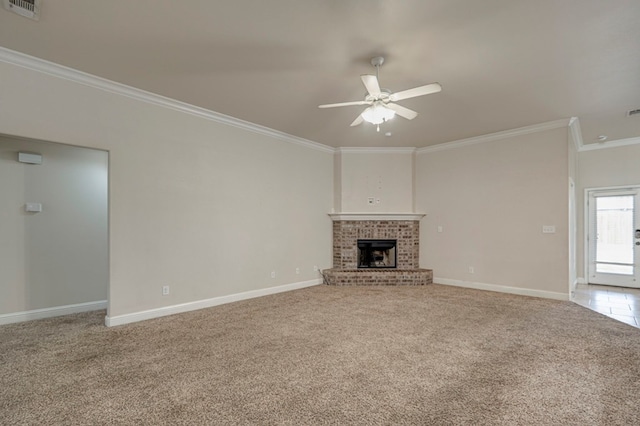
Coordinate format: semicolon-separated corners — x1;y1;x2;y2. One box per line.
1;0;639;148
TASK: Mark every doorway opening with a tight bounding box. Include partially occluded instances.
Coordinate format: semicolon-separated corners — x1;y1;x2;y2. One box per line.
586;186;640;288
0;134;109;325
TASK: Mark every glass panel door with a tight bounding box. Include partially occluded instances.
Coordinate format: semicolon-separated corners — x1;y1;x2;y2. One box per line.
588;189;640;288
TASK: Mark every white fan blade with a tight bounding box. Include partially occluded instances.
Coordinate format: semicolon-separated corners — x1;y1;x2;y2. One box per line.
361;74;381;96
318;100;369;108
389;83;442;102
350;114;364;127
386;103;418;120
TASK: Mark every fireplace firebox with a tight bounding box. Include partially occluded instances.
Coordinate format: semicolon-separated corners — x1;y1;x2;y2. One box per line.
357;239;397;269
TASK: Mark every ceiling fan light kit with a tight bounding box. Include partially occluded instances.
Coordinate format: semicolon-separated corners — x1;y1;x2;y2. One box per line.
362;104;396;125
319;56;441;132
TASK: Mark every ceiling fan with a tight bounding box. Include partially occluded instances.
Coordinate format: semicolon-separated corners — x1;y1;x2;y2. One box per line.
319;56;442;132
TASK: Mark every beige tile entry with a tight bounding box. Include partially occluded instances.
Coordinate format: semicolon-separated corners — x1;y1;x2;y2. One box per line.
572;283;640;328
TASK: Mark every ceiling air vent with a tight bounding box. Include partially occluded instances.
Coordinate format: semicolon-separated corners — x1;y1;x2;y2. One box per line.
627;109;640;117
3;0;40;20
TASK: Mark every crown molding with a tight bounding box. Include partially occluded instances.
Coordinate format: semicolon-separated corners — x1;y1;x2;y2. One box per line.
336;147;416;154
579;136;640;152
0;47;335;154
568;117;584;151
12;47;634;156
416;119;572;155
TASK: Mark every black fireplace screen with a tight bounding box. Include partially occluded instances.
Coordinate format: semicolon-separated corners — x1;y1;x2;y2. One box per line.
357;239;397;268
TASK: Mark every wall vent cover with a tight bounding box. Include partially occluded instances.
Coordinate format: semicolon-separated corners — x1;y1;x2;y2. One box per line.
3;0;40;20
627;109;640;117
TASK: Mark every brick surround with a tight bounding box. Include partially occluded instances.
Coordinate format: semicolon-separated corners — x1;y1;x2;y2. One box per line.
333;220;419;269
325;219;433;286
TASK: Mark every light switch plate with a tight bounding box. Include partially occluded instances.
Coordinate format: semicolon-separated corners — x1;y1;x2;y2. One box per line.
542;225;556;234
25;202;42;212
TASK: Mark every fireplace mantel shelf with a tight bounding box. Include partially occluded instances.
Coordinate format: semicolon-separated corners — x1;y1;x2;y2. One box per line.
328;212;426;221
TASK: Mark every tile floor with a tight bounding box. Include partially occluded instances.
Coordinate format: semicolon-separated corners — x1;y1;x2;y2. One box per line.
572;283;640;328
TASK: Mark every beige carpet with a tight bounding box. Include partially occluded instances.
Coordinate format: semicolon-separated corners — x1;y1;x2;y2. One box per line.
1;284;640;425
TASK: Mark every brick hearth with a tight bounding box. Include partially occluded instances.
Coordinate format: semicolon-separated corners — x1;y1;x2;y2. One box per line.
324;217;433;286
323;268;433;286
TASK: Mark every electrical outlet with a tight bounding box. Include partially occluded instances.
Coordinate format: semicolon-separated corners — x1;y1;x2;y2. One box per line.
313;265;319;272
437;225;443;233
162;285;170;296
468;267;474;274
271;271;276;279
296;267;300;274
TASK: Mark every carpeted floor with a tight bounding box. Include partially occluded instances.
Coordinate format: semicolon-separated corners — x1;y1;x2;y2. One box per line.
1;284;640;425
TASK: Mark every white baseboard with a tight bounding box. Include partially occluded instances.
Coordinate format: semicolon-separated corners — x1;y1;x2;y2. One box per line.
434;277;569;301
105;279;323;327
0;300;107;326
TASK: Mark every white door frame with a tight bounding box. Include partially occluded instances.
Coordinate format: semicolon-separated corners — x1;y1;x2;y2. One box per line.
569;178;576;292
584;184;640;288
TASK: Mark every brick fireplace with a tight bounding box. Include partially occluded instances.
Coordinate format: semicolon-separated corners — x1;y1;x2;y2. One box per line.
323;214;433;285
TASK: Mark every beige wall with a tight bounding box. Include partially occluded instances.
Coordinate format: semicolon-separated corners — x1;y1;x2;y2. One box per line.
0;137;108;315
0;52;582;321
577;144;640;280
415;127;570;296
333;152;342;212
336;150;415;212
0;60;333;320
0;138;26;313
